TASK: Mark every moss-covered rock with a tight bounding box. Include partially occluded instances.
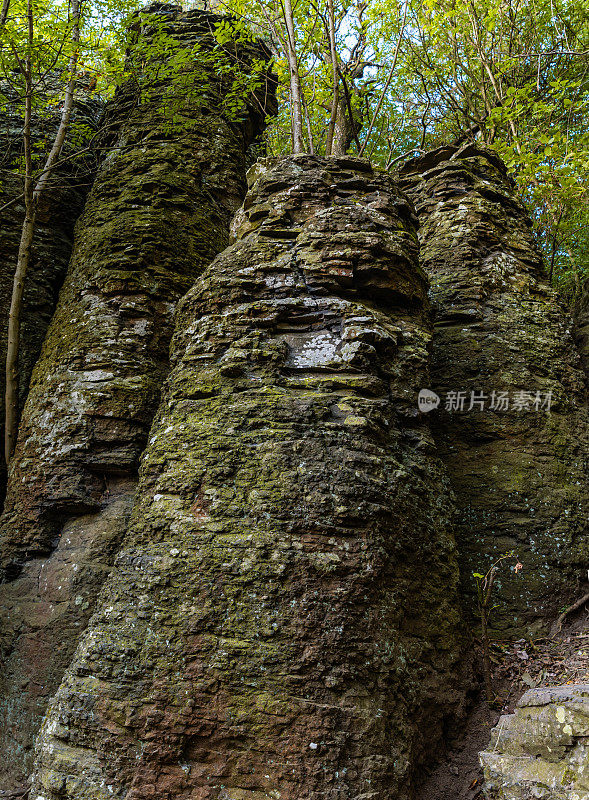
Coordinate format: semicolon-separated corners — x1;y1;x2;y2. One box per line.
480;685;589;799
0;79;102;503
399;144;589;633
0;6;272;788
30;155;468;800
573;279;589;380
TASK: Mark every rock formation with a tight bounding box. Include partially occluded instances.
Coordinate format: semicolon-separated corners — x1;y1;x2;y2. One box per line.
0;79;102;501
574;279;589;380
480;685;589;799
0;5;273;787
399;145;589;632
30;156;468;800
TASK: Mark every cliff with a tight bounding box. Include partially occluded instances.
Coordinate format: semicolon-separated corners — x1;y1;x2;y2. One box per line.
399;144;589;632
30;155;468;800
0;22;587;796
0;5;273;787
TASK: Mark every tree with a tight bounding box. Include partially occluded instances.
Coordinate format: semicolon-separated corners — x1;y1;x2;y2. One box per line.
217;0;588;298
2;0;83;465
394;0;589;299
1;0;588;468
0;0;143;464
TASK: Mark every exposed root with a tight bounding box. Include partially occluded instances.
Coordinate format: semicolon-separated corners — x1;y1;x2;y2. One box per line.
550;591;589;637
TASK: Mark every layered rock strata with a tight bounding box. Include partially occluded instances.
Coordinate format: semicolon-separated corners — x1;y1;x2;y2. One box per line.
480;685;589;799
0;5;272;787
574;279;589;379
31;156;468;800
400;145;589;632
0;80;102;499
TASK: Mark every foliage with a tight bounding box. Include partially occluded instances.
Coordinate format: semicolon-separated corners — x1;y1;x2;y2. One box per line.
397;0;589;299
213;0;589;298
1;0;588;294
473;553;523;702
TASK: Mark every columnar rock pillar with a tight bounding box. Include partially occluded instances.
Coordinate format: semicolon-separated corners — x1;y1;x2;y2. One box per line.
574;278;589;378
31;156;467;800
0;82;101;500
0;5;272;787
400;144;589;632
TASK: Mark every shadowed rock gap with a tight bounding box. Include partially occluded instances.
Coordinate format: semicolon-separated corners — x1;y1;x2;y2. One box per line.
0;79;103;504
573;278;589;381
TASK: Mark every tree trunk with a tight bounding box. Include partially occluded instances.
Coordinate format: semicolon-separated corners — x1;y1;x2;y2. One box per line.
4;201;34;466
33;0;80;200
324;0;339;155
283;0;304;153
0;0;10;27
4;0;81;464
4;0;34;466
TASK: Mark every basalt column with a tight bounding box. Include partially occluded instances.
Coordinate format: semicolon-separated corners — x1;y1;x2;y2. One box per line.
0;79;102;500
574;278;589;378
400;144;589;632
31;156;467;800
0;5;272;787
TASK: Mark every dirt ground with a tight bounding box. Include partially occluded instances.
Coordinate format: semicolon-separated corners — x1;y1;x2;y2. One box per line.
415;605;589;800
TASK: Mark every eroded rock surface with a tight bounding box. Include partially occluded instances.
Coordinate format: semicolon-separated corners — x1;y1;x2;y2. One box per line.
574;279;589;380
0;80;102;500
31;156;468;800
399;144;589;632
0;5;272;787
480;685;589;799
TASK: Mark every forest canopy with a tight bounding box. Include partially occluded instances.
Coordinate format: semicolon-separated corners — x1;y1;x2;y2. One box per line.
1;0;588;299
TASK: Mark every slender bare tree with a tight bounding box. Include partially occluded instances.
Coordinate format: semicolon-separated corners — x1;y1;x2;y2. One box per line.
4;0;81;464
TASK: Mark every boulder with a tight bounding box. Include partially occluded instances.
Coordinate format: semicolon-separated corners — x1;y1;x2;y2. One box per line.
480;685;589;799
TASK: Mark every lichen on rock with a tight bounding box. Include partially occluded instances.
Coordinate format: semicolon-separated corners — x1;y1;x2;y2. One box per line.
399;144;589;633
30;155;468;800
573;279;589;381
480;684;589;799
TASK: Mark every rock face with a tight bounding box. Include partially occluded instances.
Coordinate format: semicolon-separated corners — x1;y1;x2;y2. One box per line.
0;5;272;787
30;156;468;800
574;280;589;379
399;144;589;632
0;81;102;501
480;685;589;799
